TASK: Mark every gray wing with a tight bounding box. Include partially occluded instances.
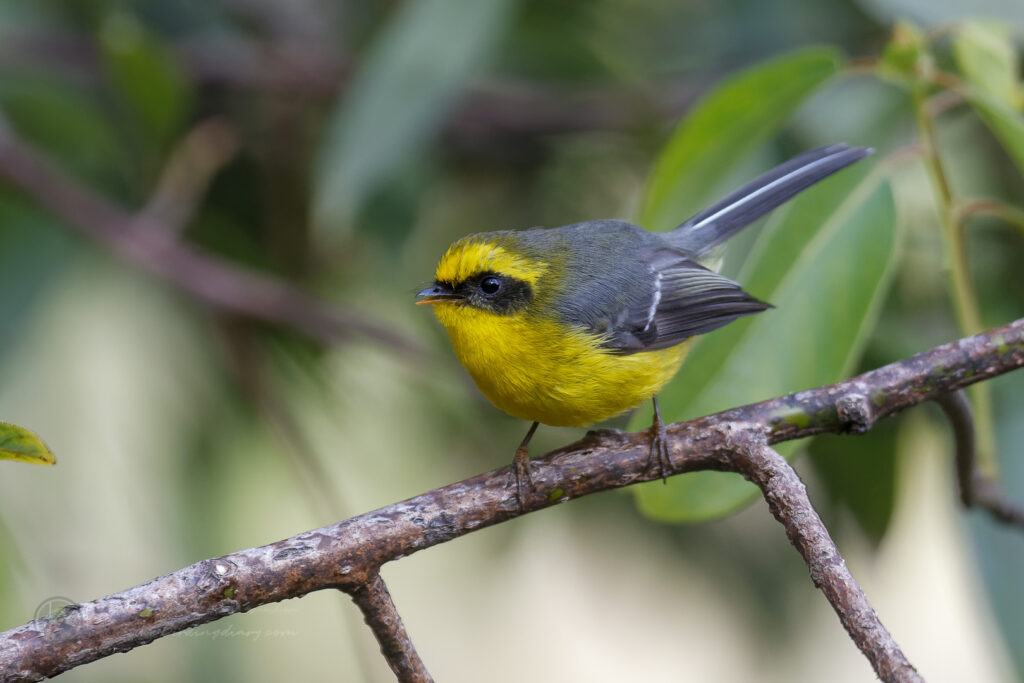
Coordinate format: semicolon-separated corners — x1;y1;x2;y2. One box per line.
603;250;771;354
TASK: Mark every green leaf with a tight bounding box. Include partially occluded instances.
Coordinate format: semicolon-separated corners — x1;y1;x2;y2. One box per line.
97;10;192;147
807;422;899;545
633;166;898;522
0;421;55;465
313;0;516;238
962;89;1024;180
637;46;843;233
952;21;1022;109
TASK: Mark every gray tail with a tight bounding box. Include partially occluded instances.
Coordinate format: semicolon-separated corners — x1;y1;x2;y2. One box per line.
668;144;872;256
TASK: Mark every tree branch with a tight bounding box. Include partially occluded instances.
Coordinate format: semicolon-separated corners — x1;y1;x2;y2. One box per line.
724;430;921;682
347;574;434;683
935;391;1024;528
0;118;422;356
1;318;1022;682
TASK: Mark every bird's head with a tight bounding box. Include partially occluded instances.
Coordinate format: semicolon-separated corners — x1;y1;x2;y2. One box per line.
416;232;551;319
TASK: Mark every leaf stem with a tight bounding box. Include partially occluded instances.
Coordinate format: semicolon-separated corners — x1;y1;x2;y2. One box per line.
912;85;997;475
955;199;1024;238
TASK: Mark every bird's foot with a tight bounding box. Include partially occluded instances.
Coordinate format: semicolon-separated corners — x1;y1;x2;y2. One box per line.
646;412;673;483
511;444;534;510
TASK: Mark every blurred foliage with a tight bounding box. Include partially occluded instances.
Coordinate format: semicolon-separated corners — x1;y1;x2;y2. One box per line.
953;21;1022;110
313;0;515;236
637;46;844;234
808;423;901;546
0;0;1022;681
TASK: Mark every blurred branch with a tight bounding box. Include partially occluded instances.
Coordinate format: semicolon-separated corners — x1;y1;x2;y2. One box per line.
138;117;240;236
955;199;1024;238
926;88;964;117
0;29;346;96
3;318;1023;682
935;391;1024;529
0;119;423;355
219;0;338;46
0;31;100;84
0;30;703;136
174;35;347;97
446;80;701;136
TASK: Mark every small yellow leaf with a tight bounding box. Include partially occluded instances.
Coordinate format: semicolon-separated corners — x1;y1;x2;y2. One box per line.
0;421;56;465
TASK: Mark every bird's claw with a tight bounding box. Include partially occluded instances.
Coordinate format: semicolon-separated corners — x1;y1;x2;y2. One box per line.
511;445;534;510
647;412;673;482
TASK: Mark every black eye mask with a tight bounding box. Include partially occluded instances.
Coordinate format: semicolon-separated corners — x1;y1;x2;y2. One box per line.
460;272;534;315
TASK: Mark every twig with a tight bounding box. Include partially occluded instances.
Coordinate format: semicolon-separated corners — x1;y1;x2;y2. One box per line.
1;318;1021;682
138;117;240;236
724;430;921;682
941;390;978;508
926;88;964;117
913;86;983;337
955;199;1024;238
935;391;1024;529
0;119;422;355
347;574;434;683
912;80;998;477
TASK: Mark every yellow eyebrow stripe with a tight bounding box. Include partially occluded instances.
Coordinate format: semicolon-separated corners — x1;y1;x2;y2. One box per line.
435;239;548;285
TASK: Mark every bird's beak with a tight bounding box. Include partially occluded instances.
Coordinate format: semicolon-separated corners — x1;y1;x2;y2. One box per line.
416;283;463;305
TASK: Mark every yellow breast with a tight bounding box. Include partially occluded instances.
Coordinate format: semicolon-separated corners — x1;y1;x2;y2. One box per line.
432;303;689;427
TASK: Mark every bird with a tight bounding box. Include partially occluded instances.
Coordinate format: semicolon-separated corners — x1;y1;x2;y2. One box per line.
417;144;871;503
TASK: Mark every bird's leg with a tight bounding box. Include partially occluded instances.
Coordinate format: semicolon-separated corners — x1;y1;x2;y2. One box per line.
647;396;672;482
512;421;540;508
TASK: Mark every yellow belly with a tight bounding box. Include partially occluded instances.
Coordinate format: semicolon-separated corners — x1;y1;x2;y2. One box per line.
433;303;689;427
